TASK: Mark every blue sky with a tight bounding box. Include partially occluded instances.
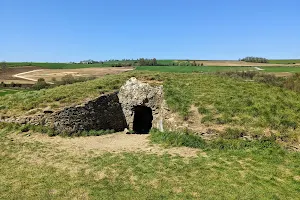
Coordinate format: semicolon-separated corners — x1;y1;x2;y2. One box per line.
0;0;299;62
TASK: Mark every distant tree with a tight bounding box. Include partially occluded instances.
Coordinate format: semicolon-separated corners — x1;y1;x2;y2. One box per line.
0;61;7;71
152;58;157;66
0;81;5;88
61;74;75;84
33;78;49;90
139;58;146;66
241;56;269;63
138;58;158;66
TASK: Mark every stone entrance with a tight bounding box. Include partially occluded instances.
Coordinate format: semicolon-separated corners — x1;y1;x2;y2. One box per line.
118;77;165;133
9;77;165;135
133;106;153;134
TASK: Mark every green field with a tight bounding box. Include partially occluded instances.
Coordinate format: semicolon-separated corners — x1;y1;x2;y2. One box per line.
0;89;26;96
269;59;300;64
261;66;300;73
6;60;174;69
137;66;300;73
6;62;119;69
136;66;253;73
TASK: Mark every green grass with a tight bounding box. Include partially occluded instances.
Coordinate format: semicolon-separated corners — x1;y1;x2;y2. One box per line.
260;66;300;73
0;126;300;199
6;62;118;69
164;73;300;140
150;128;280;151
1;71;300;142
0;73;138;116
156;60;175;65
269;59;300;64
136;66;253;73
1;71;300;199
6;60;174;69
0;89;27;96
150;129;207;149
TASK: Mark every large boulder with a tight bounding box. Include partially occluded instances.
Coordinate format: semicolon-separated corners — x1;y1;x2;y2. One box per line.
118;77;164;132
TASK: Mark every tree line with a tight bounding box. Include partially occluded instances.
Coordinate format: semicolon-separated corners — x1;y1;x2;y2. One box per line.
138;58;158;66
240;57;269;63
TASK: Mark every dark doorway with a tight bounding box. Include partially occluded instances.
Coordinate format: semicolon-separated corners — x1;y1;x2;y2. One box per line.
133;106;153;134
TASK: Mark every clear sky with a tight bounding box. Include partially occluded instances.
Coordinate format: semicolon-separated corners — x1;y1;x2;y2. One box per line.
1;0;299;62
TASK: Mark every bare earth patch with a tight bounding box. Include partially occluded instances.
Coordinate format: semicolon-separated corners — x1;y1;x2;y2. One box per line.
10;132;201;158
165;105;226;140
0;66;41;84
19;67;133;82
0;67;133;84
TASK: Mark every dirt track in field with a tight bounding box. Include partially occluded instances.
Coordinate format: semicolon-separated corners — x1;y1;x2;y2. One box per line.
0;67;134;84
0;66;41;84
22;67;133;82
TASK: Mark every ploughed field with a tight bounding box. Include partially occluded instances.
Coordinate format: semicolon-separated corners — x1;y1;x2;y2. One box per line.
0;66;133;84
17;67;133;83
0;66;41;84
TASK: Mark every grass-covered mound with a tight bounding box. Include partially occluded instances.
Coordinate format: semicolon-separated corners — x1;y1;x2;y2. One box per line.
1;71;300;199
163;73;300;143
0;89;25;97
1;71;300;144
0;73;132;116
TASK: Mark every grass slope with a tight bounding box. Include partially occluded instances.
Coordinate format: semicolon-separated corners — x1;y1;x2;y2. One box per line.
0;74;131;116
164;73;300;141
0;89;27;97
0;127;300;199
1;71;300;143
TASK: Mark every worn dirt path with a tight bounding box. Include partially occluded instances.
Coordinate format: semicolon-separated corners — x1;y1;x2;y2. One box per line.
12;69;55;84
11;132;202;158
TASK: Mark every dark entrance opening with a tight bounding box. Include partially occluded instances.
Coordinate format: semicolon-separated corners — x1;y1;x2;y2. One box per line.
133;106;153;134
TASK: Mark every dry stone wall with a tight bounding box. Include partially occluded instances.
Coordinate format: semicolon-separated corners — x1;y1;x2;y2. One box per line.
1;77;166;134
52;92;127;133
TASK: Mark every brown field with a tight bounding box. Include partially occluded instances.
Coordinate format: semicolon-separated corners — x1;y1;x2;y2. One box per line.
0;67;134;84
0;66;41;84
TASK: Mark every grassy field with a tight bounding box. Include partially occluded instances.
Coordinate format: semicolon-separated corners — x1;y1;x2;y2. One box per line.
261;66;300;73
136;66;254;73
6;62;119;69
269;59;300;64
0;126;300;199
6;60;174;69
137;65;300;74
0;89;27;96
